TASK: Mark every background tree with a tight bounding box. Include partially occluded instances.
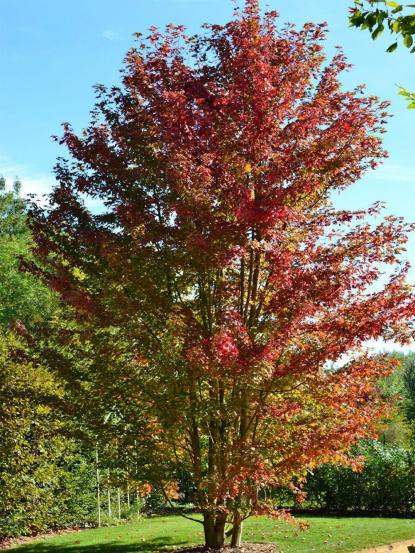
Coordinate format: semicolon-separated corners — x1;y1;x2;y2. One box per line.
0;179;96;538
0;176;56;329
402;353;415;430
30;1;415;548
373;353;412;446
371;351;415;445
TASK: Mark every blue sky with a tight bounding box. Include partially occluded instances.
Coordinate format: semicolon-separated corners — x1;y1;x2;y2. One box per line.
1;0;415;275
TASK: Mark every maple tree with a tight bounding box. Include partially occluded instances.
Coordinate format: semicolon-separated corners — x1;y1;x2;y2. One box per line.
29;1;415;548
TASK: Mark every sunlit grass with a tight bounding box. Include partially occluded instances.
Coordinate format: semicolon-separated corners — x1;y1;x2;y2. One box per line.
10;514;415;553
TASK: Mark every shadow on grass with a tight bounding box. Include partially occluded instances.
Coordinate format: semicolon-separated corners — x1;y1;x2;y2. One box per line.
288;508;415;519
15;536;190;553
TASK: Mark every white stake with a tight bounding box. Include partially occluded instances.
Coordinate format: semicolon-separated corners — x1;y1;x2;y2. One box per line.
96;444;101;527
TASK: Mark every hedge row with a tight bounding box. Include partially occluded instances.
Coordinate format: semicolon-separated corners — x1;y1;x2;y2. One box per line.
302;442;415;514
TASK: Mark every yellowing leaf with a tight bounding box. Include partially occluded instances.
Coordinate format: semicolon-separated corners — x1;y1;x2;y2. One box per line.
73;267;86;281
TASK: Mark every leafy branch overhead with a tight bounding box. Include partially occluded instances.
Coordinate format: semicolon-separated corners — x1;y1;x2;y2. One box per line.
350;0;415;51
349;0;415;106
399;85;415;107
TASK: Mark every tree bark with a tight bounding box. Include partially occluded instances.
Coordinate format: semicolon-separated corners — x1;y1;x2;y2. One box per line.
203;513;227;549
230;516;243;548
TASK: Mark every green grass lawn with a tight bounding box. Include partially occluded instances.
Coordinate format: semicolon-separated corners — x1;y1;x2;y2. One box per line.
9;514;415;553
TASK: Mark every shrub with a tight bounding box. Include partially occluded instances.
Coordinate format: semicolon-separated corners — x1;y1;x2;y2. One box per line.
0;332;96;538
303;441;415;513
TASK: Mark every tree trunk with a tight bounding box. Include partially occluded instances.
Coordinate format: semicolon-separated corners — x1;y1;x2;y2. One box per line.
203;513;227;549
230;517;243;548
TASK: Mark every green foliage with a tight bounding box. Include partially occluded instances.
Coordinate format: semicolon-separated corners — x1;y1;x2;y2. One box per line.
0;177;56;329
0;180;97;538
349;1;415;107
399;87;415;108
403;353;415;422
350;1;415;51
0;331;97;538
141;488;167;514
375;353;412;446
377;352;415;443
304;441;415;513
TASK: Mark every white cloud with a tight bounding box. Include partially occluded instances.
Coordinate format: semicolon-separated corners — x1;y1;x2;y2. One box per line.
327;338;415;371
149;0;221;3
366;162;415;184
0;158;55;199
364;338;415;355
0;157;107;214
101;30;119;41
19;175;56;198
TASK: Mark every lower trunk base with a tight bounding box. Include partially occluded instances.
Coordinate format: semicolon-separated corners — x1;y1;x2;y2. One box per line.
203;514;227;549
203;513;244;549
230;519;243;548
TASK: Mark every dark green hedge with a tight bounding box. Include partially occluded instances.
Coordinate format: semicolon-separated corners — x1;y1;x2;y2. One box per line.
303;442;415;514
0;437;96;538
0;332;96;539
